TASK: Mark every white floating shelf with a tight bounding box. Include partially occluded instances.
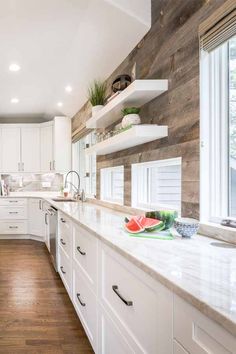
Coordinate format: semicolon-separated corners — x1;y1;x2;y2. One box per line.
86;125;168;155
86;79;168;129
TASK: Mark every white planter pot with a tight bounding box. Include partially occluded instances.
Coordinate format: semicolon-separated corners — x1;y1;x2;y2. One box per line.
122;113;141;128
92;105;104;117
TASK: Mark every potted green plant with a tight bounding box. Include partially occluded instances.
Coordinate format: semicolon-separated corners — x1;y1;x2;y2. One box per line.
121;107;141;128
88;80;106;116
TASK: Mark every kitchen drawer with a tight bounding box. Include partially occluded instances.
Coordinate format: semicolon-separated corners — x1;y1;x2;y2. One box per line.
58;246;72;296
98;304;134;354
58;212;72;238
73;223;98;290
174;340;189;354
0;220;27;234
174;295;236;354
58;223;72;259
0;206;27;220
99;244;173;354
0;198;27;206
73;268;97;352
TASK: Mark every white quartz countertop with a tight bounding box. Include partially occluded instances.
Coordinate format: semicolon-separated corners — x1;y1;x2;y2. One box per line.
3;192;236;336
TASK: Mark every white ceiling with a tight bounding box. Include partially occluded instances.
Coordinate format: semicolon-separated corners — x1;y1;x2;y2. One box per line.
0;0;150;122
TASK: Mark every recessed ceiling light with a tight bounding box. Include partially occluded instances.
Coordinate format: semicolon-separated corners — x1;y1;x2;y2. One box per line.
9;63;21;72
65;85;72;93
57;102;63;107
11;98;19;104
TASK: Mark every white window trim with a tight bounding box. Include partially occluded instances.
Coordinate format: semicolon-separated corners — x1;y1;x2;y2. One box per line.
100;165;124;205
132;157;182;212
200;43;229;224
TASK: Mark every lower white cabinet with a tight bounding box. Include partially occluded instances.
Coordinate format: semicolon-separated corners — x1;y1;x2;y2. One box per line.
73;268;97;352
28;199;45;239
174;295;236;354
98;304;134;354
58;245;72;297
57;212;236;354
0;198;28;235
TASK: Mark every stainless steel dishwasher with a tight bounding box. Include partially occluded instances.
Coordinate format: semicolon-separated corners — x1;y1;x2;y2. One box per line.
46;205;58;271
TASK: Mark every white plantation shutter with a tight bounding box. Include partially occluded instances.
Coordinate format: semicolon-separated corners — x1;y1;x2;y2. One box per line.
101;166;124;204
132;158;181;211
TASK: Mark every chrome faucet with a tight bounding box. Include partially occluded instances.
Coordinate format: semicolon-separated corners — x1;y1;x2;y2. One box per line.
64;170;81;199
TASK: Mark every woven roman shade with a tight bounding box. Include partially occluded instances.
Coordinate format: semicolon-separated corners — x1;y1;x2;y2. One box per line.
199;0;236;52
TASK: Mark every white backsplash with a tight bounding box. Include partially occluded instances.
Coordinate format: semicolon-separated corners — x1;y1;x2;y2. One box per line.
1;173;63;192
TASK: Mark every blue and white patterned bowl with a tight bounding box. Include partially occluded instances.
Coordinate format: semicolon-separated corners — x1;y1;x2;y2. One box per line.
174;218;199;238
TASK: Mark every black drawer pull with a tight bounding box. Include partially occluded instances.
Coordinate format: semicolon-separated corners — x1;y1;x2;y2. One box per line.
9;211;18;214
9;200;18;203
77;246;86;256
60;239;66;245
9;226;18;229
76;293;86;307
112;285;133;306
60;218;66;223
60;266;66;274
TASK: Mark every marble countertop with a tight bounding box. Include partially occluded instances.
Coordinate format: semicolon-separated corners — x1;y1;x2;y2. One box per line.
3;192;236;336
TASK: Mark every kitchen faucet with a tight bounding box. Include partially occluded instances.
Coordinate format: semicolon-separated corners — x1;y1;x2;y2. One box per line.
64;170;81;199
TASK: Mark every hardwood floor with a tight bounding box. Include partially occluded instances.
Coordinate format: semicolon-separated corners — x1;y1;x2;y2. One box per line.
0;240;93;354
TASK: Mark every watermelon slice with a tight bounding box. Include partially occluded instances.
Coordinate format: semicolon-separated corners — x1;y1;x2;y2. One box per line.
145;210;178;230
124;217;145;234
124;216;164;233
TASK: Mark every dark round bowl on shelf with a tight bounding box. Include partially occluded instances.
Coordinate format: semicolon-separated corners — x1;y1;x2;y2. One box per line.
174;218;199;238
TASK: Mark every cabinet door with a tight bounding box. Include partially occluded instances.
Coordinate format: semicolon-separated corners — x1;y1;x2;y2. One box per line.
28;199;45;239
21;127;40;172
53;116;71;172
40;124;53;172
2;127;21;172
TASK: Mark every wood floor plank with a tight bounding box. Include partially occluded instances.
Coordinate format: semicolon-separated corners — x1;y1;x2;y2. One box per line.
0;240;93;354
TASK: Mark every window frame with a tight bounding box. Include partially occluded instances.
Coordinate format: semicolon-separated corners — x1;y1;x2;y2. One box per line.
200;41;231;223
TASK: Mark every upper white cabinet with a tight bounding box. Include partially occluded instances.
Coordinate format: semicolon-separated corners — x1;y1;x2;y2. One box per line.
0;116;71;174
21;126;40;172
53;116;71;173
40;123;53;172
1;127;21;172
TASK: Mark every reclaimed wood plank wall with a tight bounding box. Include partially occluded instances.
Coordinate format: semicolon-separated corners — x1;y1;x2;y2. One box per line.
72;0;226;219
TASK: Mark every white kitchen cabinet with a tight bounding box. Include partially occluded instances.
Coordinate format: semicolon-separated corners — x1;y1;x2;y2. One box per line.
98;305;134;354
53;116;71;172
28;199;45;239
40;123;53;172
1;127;21;172
99;243;173;354
0;198;28;235
21;126;40;172
174;295;236;354
73;268;97;352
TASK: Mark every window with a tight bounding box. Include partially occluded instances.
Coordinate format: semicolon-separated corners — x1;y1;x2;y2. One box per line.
100;166;124;205
132;158;181;212
72;132;96;197
201;36;236;222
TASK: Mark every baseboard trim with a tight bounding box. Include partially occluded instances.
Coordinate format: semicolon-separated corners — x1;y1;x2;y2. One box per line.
0;234;45;242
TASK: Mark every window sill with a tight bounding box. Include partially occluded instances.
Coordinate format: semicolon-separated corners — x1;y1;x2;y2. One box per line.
199;222;236;244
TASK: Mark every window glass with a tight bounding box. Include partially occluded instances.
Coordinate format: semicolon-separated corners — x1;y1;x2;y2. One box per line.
132;158;181;212
100;166;124;205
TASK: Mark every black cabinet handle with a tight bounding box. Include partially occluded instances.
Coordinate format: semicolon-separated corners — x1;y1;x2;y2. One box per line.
60;266;66;274
60;239;66;245
76;293;86;307
60;218;66;223
112;285;133;306
9;226;18;229
9;211;18;214
77;246;86;256
45;213;48;225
